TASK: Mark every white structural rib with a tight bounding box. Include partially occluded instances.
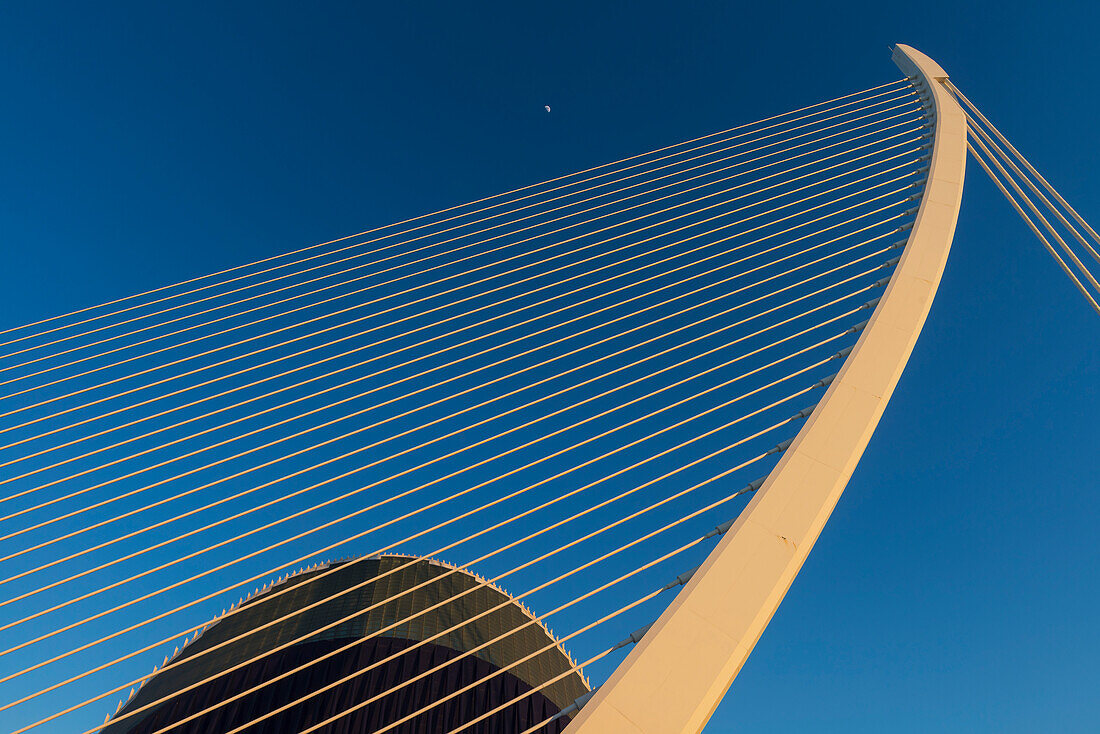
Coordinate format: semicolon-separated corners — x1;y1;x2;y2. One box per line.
564;44;966;734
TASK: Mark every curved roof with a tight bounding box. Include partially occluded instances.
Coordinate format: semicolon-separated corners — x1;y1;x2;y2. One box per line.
105;554;589;732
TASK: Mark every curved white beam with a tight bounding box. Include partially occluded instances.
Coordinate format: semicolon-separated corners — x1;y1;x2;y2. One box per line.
564;44;966;734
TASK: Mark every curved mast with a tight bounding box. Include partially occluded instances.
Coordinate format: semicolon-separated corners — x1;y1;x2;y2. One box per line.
564;43;967;734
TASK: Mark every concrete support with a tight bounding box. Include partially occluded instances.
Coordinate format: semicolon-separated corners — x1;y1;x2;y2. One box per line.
564;44;966;734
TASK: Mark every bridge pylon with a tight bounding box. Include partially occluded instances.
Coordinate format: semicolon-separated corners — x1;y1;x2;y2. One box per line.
563;44;966;734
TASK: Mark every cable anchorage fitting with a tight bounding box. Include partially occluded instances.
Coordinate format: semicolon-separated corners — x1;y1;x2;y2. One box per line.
544;689;598;724
847;318;870;334
702;479;767;544
732;476;765;503
814;372;838;388
660;565;700;593
767;437;795;455
834;344;855;359
704;517;737;540
792;404;817;420
611;621;654;651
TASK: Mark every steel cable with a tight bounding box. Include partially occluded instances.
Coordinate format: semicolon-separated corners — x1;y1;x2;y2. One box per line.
0;126;925;432
0;80;909;350
0;90;920;376
0;188;916;556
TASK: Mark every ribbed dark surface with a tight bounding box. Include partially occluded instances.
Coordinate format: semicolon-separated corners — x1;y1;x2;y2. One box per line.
104;556;588;733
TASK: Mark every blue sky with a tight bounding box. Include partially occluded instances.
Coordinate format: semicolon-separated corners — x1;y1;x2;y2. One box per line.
0;1;1097;732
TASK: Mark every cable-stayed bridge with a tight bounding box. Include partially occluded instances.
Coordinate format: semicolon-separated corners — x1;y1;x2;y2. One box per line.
0;44;1096;734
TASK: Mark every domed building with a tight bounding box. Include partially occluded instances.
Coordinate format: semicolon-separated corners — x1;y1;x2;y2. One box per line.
103;555;589;733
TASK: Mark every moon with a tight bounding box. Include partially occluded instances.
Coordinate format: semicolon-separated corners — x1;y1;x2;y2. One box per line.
544;105;551;113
